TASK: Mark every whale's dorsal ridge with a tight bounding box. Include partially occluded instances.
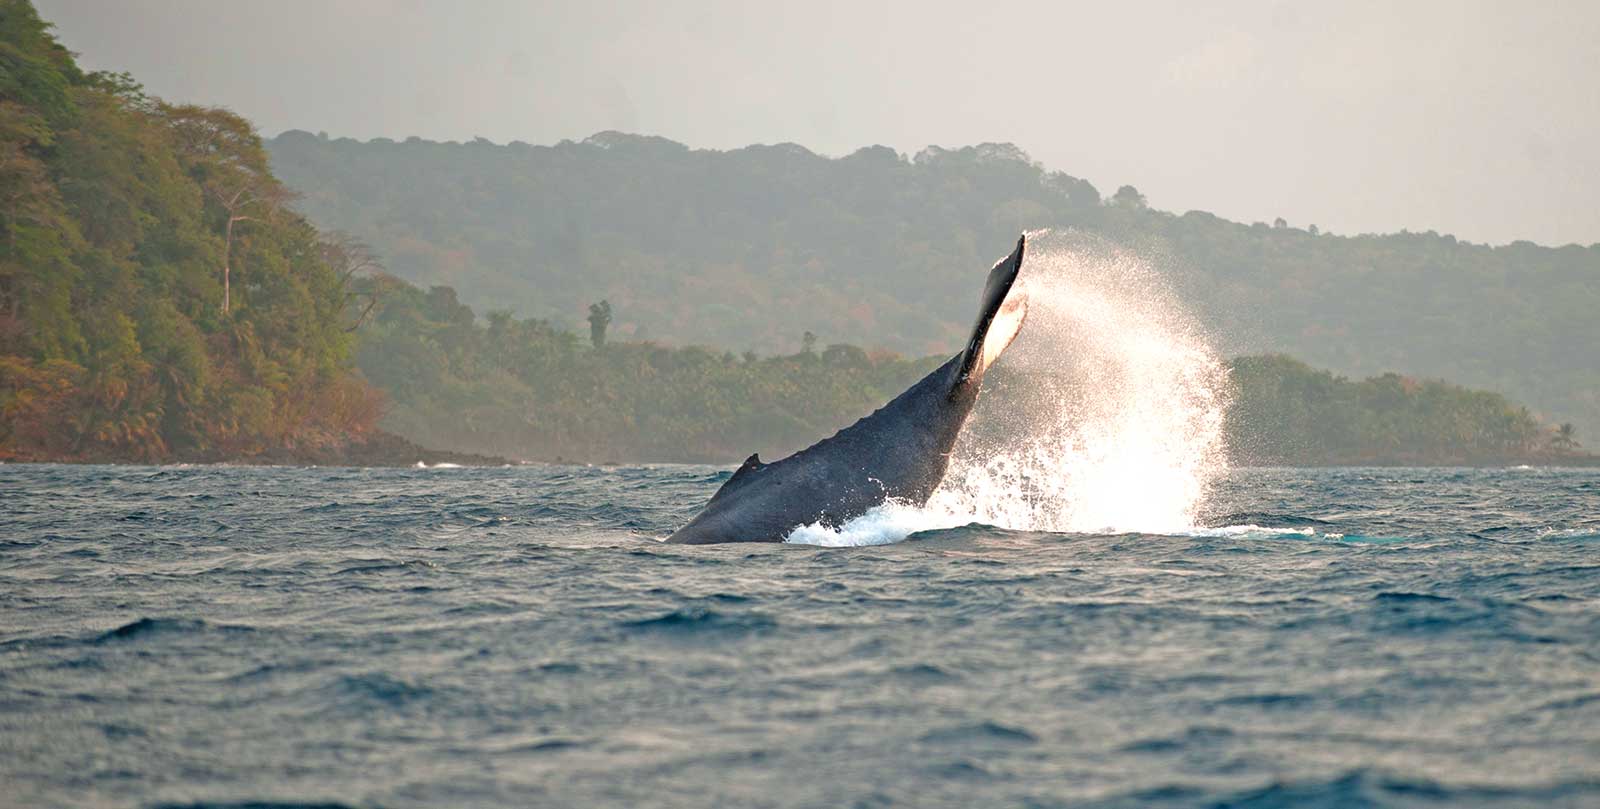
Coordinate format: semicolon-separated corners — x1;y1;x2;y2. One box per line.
709;453;766;504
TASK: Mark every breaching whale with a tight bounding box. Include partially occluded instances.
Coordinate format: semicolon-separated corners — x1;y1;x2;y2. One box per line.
666;235;1029;544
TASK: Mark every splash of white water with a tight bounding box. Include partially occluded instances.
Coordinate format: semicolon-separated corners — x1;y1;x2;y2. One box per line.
784;501;943;547
788;232;1232;547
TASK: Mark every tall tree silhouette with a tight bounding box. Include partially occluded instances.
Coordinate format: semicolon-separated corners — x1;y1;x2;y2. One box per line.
587;300;612;348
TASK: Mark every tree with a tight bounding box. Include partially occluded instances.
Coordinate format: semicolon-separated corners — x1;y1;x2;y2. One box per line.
0;3;383;462
587;299;612;348
159;103;292;314
1551;422;1580;451
801;331;817;355
0;99;80;356
209;170;291;314
823;343;868;368
1111;184;1146;209
262;125;1600;445
320;231;385;331
1044;170;1101;209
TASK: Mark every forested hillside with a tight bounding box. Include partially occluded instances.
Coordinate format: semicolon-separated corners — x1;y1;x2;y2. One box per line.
3;0;1589;468
1225;355;1562;466
266;130;1600;443
0;1;381;462
355;279;941;462
355;278;1573;466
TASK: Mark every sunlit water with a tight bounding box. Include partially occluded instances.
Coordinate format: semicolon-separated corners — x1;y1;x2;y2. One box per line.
3;463;1599;808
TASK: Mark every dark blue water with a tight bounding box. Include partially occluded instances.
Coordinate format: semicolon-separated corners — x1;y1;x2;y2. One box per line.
2;463;1598;808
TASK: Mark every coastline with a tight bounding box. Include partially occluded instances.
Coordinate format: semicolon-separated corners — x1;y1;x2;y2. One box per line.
0;431;512;469
4;449;1597;470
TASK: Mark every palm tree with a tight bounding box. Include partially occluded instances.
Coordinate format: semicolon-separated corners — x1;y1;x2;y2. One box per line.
1550;423;1580;452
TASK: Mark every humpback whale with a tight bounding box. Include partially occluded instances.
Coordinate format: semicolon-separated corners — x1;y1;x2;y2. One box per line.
666;235;1029;544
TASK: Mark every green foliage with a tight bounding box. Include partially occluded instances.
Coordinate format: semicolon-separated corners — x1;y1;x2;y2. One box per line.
0;1;377;461
355;279;940;462
3;0;1584;467
0;0;81;127
266;130;1600;446
357;284;1563;465
1226;354;1552;465
586;299;611;348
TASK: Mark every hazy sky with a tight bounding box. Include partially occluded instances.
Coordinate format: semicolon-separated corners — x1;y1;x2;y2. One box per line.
39;0;1600;246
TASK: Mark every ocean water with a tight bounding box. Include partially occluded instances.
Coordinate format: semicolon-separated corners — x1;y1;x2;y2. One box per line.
2;463;1598;808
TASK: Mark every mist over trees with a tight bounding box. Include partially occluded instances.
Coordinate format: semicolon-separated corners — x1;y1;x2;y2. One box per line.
265;131;1600;442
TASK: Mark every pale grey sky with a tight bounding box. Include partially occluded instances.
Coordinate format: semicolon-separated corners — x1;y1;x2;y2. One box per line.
39;0;1600;246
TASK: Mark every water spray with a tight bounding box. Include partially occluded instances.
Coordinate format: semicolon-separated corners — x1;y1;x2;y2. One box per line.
930;231;1231;534
789;231;1232;546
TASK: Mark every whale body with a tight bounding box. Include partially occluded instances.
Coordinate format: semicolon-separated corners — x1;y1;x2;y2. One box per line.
666;235;1029;544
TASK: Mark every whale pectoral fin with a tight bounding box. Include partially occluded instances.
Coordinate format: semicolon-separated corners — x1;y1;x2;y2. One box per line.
708;453;766;504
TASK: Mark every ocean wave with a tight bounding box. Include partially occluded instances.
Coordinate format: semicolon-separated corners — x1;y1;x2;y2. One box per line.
7;463;1600;807
783;502;1362;548
1205;511;1336;528
150;802;363;809
1540;527;1600;542
329;672;436;709
1177;768;1600;809
94;617;254;644
1173;524;1321;539
619;607;778;636
917;720;1038;746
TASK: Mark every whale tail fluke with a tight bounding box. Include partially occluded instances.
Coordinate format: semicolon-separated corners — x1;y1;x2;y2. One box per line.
665;235;1033;545
954;234;1029;389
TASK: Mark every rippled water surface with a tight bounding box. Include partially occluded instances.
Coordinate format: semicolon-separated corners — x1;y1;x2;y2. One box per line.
3;463;1598;808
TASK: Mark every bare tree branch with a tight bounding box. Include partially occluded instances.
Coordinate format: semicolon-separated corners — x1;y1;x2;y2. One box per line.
320;231;388;332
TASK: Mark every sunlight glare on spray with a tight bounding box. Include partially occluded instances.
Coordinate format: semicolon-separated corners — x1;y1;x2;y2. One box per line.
929;230;1232;534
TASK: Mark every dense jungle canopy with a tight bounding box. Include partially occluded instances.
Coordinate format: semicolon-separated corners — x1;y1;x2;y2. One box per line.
0;1;379;461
